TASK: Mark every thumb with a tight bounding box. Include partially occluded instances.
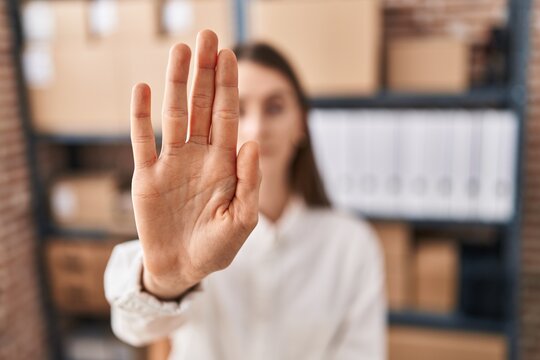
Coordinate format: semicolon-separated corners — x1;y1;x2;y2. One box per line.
231;141;261;229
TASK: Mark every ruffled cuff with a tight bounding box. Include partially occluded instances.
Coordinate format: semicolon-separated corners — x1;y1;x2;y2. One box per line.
104;240;204;318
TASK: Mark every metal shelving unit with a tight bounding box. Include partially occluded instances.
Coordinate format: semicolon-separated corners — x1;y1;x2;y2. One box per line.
9;0;531;359
388;311;506;334
311;87;512;109
35;133;136;145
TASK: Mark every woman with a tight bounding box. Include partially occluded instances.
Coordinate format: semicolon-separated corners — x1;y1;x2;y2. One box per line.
104;29;386;359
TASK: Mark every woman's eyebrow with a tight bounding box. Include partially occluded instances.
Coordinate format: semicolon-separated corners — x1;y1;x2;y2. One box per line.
240;89;292;102
264;90;291;100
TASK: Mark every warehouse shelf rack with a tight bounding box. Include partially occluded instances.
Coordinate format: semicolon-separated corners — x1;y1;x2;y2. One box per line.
45;225;117;240
44;216;506;239
35;133;137;145
363;214;510;228
9;0;532;359
31;86;513;145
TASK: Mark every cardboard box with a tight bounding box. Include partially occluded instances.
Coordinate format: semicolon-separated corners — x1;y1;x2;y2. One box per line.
389;326;506;360
26;43;128;135
50;172;118;229
249;0;381;96
22;0;88;44
50;172;140;236
387;36;470;93
46;238;120;315
414;239;459;313
26;0;235;136
22;1;129;135
371;222;412;310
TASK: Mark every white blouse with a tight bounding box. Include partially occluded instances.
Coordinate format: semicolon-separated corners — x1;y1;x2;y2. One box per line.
104;194;387;360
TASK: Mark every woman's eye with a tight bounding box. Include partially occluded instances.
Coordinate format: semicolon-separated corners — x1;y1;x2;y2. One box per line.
266;102;283;116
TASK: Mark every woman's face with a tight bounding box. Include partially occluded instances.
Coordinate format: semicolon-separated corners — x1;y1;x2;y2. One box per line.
237;60;305;176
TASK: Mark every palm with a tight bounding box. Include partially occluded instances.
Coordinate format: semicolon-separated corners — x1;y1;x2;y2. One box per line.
129;30;260;291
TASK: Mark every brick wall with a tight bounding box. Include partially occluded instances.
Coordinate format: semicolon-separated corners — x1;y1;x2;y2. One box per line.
520;1;540;359
0;0;47;359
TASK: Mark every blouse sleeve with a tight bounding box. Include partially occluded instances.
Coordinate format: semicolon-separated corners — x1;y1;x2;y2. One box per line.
104;240;203;347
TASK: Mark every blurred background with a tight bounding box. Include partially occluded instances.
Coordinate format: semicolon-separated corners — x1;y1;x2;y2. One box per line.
0;0;537;359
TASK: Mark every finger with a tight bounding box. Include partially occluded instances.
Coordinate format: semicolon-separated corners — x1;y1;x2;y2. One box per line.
131;83;157;169
188;29;218;145
162;43;191;152
231;141;261;230
210;49;239;151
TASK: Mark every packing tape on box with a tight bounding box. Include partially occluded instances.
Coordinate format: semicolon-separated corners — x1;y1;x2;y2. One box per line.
23;44;55;88
22;1;55;42
89;0;119;37
51;184;77;220
162;0;195;35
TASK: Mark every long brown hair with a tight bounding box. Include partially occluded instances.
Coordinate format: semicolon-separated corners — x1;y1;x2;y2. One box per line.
232;42;331;208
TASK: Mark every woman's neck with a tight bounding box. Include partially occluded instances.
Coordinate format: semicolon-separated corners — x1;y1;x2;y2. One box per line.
259;173;291;224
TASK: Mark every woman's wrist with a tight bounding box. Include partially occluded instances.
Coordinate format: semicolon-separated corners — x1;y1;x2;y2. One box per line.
141;265;200;301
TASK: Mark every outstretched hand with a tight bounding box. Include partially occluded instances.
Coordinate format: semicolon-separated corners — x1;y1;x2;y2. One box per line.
129;30;261;299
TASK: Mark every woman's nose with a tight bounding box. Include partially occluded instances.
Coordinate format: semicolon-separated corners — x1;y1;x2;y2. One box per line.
242;115;264;141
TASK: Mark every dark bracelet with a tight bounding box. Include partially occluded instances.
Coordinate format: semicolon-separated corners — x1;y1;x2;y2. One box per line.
139;266;202;303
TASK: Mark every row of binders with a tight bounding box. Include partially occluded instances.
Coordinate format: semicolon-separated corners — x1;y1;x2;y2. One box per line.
308;109;518;222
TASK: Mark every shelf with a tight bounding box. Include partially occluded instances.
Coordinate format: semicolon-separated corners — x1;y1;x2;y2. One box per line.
44;215;508;244
389;310;506;334
310;87;510;109
45;225;135;240
363;213;511;227
35;133;135;145
45;216;507;242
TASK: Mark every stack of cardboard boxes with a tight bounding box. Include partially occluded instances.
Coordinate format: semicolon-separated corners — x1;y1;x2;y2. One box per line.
249;0;469;96
23;0;470;139
23;0;386;136
46;171;136;315
372;222;460;314
389;326;506;360
414;239;459;313
372;221;504;359
46;238;120;315
23;0;234;136
372;222;412;310
49;171;137;236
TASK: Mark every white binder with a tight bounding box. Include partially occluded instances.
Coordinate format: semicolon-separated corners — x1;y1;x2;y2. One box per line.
494;111;518;220
449;111;474;219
